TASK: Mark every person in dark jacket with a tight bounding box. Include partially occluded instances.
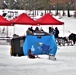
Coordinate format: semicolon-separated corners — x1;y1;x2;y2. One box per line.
55;27;59;38
28;49;35;58
26;28;32;35
49;27;55;35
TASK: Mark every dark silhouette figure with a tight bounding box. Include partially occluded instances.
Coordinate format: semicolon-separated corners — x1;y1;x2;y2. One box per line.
30;27;33;33
68;33;76;44
28;49;35;58
34;27;40;32
49;27;55;35
55;27;59;38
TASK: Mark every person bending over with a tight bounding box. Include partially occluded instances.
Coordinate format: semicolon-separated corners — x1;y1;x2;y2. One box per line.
28;49;35;58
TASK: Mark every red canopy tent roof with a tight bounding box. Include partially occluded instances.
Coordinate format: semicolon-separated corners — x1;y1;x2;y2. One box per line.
0;15;12;26
11;13;38;25
36;13;64;25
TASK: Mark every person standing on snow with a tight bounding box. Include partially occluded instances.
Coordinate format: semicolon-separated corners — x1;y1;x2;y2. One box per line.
54;27;59;39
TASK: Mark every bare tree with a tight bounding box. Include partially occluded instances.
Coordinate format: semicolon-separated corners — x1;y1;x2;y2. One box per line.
50;0;74;17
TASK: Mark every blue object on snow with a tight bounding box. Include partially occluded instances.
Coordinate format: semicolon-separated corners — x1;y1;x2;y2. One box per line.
23;35;57;56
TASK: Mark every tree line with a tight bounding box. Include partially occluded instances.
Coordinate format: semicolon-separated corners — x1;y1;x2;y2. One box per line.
0;0;76;17
0;0;75;10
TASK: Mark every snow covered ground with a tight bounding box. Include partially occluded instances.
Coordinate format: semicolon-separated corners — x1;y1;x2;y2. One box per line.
0;45;76;75
0;9;76;75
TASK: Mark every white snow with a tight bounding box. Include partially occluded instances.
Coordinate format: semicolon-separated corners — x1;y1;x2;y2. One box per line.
0;45;76;75
0;9;76;75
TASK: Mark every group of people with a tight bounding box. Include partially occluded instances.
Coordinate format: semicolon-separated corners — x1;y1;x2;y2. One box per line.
26;27;44;35
49;27;59;39
26;26;60;38
27;26;76;59
27;26;60;59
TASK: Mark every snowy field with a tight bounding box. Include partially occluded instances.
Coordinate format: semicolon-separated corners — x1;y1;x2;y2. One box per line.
0;9;76;75
0;45;76;75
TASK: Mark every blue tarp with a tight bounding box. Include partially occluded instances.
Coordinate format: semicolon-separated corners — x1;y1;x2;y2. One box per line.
23;35;57;56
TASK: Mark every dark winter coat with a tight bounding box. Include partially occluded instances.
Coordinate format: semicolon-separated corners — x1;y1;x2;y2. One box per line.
55;28;59;38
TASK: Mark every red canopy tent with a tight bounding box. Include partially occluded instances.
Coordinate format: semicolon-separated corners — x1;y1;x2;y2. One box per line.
0;15;12;26
36;13;64;25
11;13;38;25
36;13;64;36
0;15;12;37
10;13;38;34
